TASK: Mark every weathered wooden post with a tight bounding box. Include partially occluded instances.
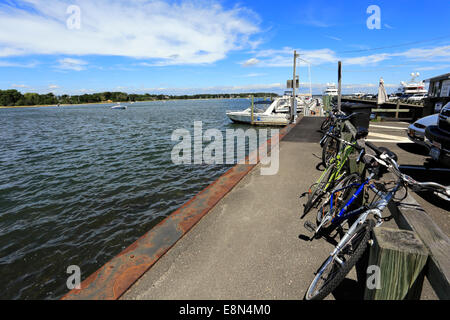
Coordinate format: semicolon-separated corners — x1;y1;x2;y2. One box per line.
337;61;342;112
364;227;429;300
395;100;400;119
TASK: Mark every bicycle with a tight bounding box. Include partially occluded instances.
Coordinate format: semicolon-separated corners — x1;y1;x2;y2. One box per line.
303;141;450;300
301;129;368;218
319;110;349;167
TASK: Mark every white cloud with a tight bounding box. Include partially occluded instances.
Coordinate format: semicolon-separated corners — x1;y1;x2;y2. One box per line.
326;36;342;41
119;82;402;95
242;45;450;68
0;60;38;68
242;73;267;77
242;58;260;66
416;64;450;71
11;84;29;88
396;45;450;61
343;53;391;65
56;58;88;71
48;84;60;89
135;83;283;94
243;47;337;67
0;0;260;65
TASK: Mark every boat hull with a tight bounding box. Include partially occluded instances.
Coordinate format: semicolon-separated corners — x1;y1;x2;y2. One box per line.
226;112;289;126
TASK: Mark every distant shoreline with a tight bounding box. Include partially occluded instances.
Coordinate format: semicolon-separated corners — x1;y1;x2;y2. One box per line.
0;97;255;109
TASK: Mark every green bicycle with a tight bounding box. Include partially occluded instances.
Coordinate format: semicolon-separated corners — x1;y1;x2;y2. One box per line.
301;129;366;218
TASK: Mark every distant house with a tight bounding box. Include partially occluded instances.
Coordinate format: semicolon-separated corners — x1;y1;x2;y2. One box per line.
424;73;450;114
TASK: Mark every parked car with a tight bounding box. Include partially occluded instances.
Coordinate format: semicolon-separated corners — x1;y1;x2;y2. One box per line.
407;93;428;102
362;94;375;99
407;114;439;147
424;102;450;166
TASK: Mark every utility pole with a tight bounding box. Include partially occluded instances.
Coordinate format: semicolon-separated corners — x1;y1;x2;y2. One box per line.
291;50;299;123
337;61;342;112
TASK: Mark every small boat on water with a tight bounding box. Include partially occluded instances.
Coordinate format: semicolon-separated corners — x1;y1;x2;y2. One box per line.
226;96;299;126
226;93;321;126
111;102;127;110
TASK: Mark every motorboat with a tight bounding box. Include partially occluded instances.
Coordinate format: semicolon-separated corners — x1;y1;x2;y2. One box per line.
226;96;300;126
111;102;127;110
323;83;338;96
226;103;290;126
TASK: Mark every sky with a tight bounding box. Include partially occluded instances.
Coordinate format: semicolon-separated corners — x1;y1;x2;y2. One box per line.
0;0;449;95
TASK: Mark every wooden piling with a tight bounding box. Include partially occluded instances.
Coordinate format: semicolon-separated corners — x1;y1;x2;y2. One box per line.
395;100;400;119
364;227;429;300
251;95;254;125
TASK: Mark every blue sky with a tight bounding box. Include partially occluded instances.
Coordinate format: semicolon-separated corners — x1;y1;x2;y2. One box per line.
0;0;449;95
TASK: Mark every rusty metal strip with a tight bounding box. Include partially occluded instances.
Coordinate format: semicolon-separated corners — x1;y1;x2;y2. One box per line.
61;118;301;300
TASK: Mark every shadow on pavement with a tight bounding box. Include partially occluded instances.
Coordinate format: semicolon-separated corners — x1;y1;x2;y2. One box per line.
415;191;449;211
332;279;363;300
396;142;429;156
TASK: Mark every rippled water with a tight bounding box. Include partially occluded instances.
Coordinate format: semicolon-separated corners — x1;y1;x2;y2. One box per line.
0;99;275;299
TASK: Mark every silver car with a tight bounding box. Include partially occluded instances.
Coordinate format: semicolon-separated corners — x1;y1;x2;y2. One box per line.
407;113;439;147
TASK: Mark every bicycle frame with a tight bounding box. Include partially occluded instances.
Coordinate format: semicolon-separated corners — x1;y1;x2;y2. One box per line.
328;179;403;263
325;144;354;189
316;173;403;236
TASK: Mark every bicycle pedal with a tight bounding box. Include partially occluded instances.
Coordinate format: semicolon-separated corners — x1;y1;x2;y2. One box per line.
304;221;316;234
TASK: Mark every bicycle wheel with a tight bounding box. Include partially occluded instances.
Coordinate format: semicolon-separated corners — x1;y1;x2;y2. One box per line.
320;117;331;131
322;136;340;167
302;163;336;217
316;173;362;228
304;219;375;300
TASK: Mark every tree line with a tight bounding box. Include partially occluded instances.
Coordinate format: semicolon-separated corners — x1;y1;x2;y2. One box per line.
0;90;279;107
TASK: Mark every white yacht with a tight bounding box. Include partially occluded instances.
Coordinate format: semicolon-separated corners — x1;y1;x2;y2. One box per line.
395;72;428;96
323;83;338;96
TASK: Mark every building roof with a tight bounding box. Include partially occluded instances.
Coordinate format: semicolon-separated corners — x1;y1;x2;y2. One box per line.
424;73;450;82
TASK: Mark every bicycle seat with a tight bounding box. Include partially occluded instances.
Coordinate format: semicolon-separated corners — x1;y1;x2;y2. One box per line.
355;127;369;139
378;147;398;162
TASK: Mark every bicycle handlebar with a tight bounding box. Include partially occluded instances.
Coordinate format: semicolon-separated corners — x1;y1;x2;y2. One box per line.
363;143;450;197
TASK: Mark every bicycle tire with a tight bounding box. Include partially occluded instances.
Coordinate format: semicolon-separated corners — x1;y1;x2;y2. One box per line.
303;163;336;217
321;117;331;131
322;136;340;167
304;219;375;300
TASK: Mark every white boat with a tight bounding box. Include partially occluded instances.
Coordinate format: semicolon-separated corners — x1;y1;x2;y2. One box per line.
226;97;297;126
111;102;127;110
395;72;428;96
226;94;322;126
323;83;338;96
